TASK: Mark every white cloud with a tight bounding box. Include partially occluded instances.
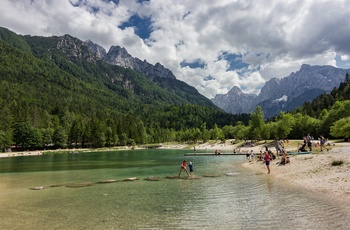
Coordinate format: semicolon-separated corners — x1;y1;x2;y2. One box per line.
1;0;349;99
341;55;350;61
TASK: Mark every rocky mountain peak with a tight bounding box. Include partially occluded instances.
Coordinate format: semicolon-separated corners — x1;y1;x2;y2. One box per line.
106;45;135;68
211;86;257;114
228;86;243;95
55;35;177;82
56;35;98;63
299;63;313;72
104;46;176;80
211;65;350;118
84;40;107;60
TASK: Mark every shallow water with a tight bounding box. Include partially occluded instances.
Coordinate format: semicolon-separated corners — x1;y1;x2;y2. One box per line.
0;149;349;229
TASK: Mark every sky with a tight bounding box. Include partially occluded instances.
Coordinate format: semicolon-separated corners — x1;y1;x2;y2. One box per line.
1;0;350;99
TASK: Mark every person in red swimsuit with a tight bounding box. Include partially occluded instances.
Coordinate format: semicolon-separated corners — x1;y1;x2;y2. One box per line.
178;160;190;178
264;151;271;174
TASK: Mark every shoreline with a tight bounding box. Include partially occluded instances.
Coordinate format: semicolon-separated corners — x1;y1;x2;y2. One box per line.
2;140;350;205
0;146;143;158
241;145;350;204
193;139;350;204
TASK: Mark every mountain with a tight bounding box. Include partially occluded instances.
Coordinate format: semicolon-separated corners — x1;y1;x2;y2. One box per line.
211;86;257;114
211;64;350;118
0;27;215;108
84;40;213;106
1;26;248;148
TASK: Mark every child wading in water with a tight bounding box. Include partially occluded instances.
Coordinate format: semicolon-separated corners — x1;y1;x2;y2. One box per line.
264;151;271;174
188;161;194;176
178;160;190;178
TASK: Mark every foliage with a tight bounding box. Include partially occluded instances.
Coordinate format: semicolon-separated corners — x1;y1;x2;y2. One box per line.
330;116;350;138
274;112;295;139
293;73;350;119
249;106;265;140
1;26;350;152
0;27;249;151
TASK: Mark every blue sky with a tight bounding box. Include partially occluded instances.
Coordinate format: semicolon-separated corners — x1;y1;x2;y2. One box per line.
1;0;350;99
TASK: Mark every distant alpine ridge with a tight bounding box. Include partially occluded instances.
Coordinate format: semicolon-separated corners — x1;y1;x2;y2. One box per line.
84;40;177;81
47;32;215;107
211;64;350;118
54;35;177;81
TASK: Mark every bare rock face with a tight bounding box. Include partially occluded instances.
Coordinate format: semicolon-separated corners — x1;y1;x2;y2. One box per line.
56;36;177;82
211;64;350;118
84;40;106;60
56;35;97;62
105;45;176;80
211;86;257;114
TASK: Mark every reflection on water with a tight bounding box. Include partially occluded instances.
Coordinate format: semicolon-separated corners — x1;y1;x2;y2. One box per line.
0;149;349;229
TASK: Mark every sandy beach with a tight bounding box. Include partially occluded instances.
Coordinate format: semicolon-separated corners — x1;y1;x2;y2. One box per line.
195;140;350;204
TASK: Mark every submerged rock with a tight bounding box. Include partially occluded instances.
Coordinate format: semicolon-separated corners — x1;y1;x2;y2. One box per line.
29;186;45;190
145;176;161;181
165;175;179;179
203;174;221;177
122;177;138;181
66;182;93;188
97;179;119;183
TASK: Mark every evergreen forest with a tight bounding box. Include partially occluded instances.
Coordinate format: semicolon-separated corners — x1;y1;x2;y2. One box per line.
1;27;350;152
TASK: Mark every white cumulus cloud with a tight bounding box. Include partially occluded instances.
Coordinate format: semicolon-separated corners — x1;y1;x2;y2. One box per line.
1;0;350;99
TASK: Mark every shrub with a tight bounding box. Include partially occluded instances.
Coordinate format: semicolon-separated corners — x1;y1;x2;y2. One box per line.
331;160;344;166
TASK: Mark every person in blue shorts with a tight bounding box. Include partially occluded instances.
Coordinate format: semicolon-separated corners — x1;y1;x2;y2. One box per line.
188;161;194;175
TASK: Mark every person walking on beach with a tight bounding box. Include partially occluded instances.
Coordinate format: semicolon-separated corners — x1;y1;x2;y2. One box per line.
275;139;283;155
307;133;312;151
264;151;271;174
178;160;190;178
320;134;329;151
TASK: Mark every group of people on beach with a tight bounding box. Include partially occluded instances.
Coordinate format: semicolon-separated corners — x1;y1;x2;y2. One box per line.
263;134;330;174
297;134;329;152
253;140;291;174
297;134;312;152
180;134;331;176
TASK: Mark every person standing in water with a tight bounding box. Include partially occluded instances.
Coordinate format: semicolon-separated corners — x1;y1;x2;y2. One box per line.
264;151;271;174
178;160;190;178
188;161;194;175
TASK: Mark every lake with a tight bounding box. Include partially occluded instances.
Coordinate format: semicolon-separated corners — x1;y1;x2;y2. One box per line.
0;149;349;229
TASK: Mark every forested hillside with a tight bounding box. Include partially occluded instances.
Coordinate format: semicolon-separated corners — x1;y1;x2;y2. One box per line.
0;27;249;151
208;74;350;143
1;26;349;152
290;73;350;138
293;73;350;117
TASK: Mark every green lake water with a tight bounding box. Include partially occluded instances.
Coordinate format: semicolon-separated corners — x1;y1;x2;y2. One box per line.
0;149;349;229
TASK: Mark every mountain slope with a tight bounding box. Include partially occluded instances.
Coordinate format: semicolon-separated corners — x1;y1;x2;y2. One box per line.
1;26;250;148
0;27;216;108
212;64;350;118
211;86;258;114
